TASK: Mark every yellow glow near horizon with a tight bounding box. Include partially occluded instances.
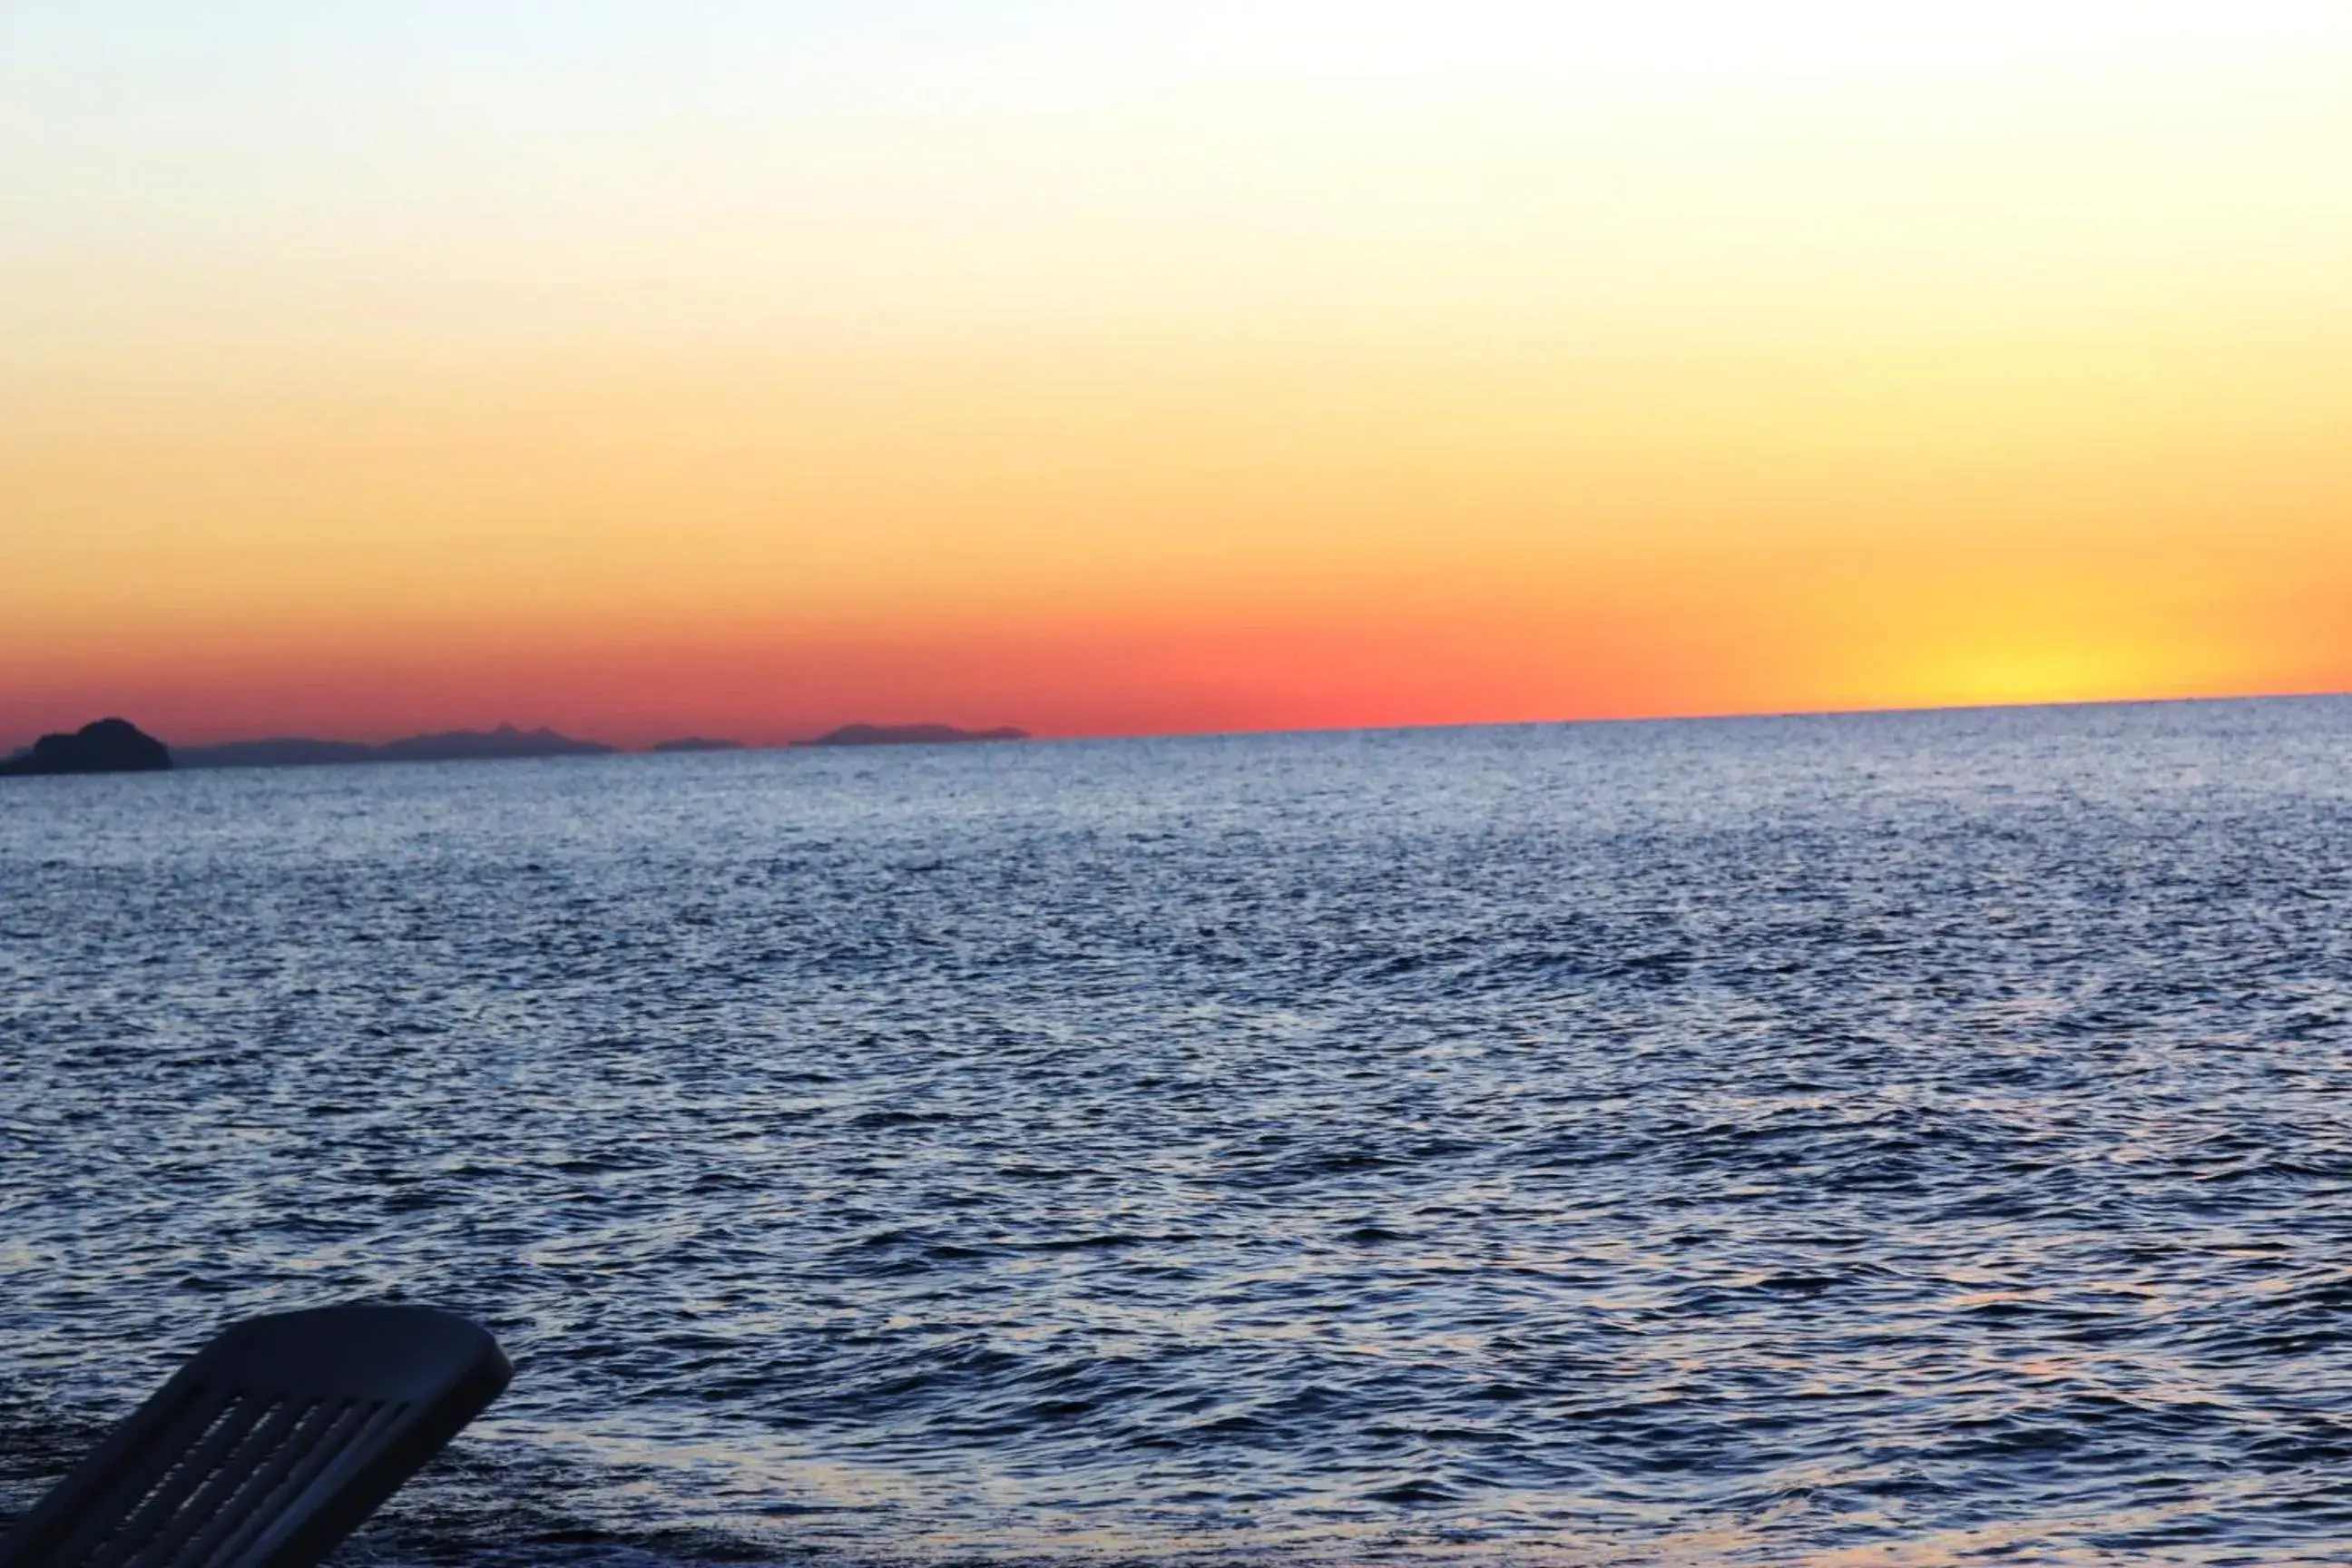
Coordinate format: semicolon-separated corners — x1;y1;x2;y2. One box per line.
4;3;2350;742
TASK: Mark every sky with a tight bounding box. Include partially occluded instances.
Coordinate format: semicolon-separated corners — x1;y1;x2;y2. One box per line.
5;2;2351;747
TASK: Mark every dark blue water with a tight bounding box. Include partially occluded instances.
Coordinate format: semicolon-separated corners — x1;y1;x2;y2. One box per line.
5;700;2352;1566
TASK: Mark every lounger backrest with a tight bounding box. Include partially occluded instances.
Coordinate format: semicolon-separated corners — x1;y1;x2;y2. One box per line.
0;1306;510;1568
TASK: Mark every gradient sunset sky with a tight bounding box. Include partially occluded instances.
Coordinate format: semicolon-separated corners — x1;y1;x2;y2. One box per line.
6;4;2350;747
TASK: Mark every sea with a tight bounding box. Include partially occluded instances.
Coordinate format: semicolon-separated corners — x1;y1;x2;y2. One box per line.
5;698;2351;1567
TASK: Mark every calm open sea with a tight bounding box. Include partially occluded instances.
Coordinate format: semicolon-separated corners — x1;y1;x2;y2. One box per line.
5;700;2352;1566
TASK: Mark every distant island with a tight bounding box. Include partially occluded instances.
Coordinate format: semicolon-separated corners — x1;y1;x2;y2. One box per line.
1;718;172;777
176;723;616;769
801;723;1028;748
8;717;1030;775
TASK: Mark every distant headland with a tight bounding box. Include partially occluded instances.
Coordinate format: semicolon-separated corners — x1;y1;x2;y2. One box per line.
0;718;173;777
801;723;1028;747
175;723;616;769
6;718;1032;776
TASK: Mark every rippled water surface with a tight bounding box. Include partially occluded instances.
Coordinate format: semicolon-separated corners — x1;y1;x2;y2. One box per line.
6;700;2352;1565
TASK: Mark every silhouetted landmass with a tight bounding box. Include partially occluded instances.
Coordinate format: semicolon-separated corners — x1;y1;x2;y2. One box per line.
1;718;172;777
175;723;615;770
374;724;615;762
174;738;377;769
803;723;1028;748
650;737;743;753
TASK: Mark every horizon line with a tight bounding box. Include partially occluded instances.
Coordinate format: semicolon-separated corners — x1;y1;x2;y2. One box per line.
12;686;2349;760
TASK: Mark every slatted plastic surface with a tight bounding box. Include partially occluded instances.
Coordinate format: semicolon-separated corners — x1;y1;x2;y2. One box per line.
1;1307;506;1568
24;1382;410;1568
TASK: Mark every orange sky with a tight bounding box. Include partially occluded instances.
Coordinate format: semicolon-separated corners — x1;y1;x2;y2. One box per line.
5;5;2349;748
